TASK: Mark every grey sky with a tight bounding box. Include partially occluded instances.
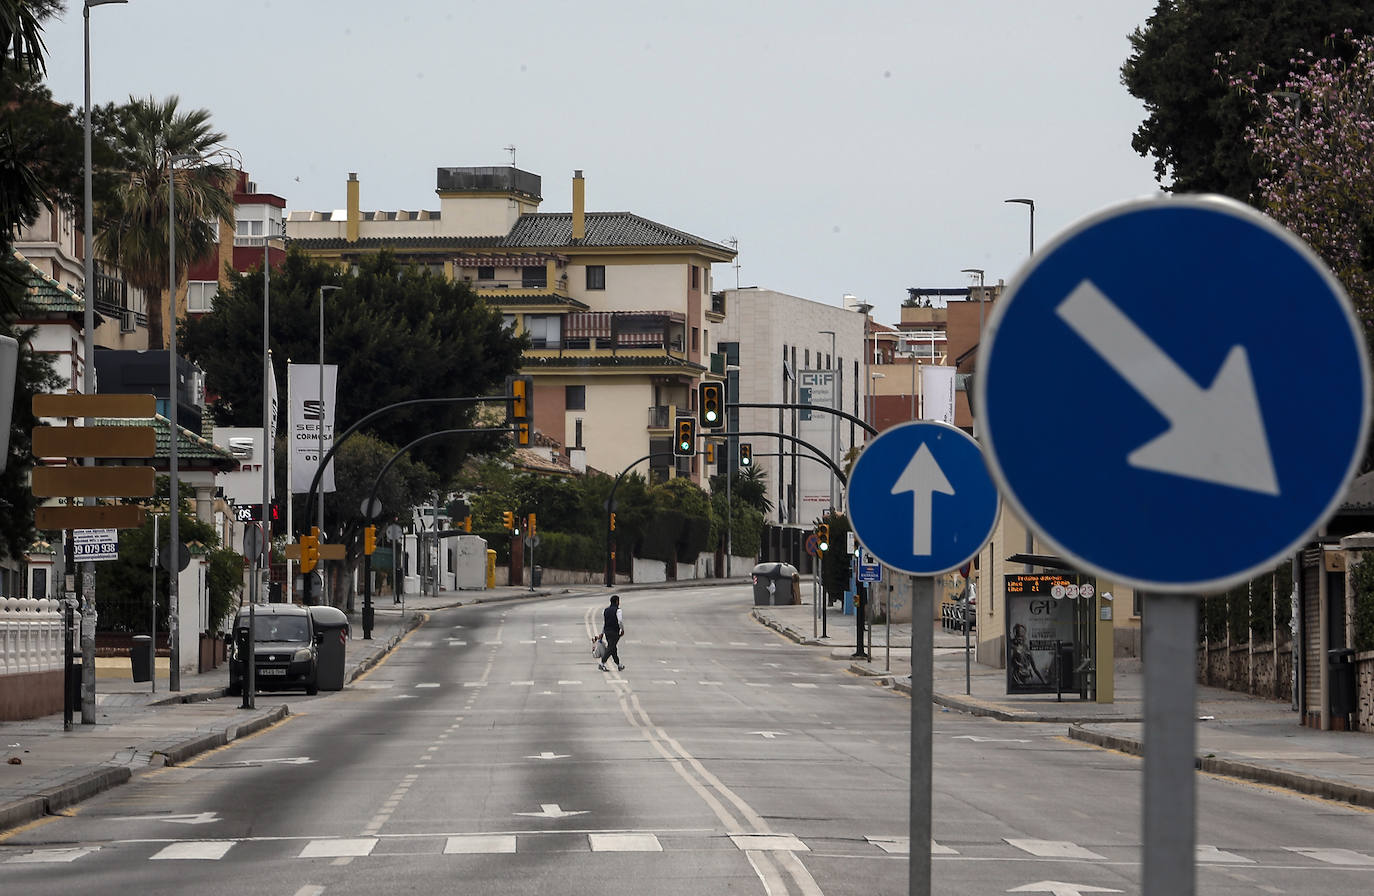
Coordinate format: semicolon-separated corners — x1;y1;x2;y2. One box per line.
42;0;1162;324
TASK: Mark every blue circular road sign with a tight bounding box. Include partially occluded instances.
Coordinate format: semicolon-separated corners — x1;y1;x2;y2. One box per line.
978;195;1371;593
846;421;1000;576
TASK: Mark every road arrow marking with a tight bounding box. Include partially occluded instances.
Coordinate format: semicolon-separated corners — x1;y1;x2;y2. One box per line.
751;731;787;739
515;803;587;819
892;443;955;555
952;735;1030;743
1008;883;1122;895
112;812;220;825
1055;280;1278;495
228;757;315;766
527;751;570;760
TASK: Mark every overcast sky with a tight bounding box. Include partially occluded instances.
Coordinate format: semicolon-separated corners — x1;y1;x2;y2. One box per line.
41;0;1163;325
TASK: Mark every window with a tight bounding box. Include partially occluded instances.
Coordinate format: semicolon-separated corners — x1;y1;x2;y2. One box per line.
574;418;583;448
187;281;219;312
522;267;547;289
524;314;562;349
585;265;605;290
501;314;516;331
690;265;700;289
565;384;586;410
692;327;699;352
477;267;495;281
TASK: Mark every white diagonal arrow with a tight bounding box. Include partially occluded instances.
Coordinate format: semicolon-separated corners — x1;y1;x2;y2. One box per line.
112;812;220;825
228;757;314;766
1008;882;1122;895
952;735;1030;743
1055;280;1278;495
515;803;587;819
527;751;570;760
750;731;787;739
891;443;954;556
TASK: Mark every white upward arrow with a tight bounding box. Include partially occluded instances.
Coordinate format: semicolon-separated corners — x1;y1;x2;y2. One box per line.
1056;280;1279;495
892;443;955;556
515;803;587;819
1009;882;1122;895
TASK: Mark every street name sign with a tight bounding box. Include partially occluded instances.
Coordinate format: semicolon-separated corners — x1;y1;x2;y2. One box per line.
977;195;1371;593
845;420;999;576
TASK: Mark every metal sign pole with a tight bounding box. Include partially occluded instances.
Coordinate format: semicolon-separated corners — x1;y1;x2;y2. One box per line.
1143;592;1197;896
909;574;933;895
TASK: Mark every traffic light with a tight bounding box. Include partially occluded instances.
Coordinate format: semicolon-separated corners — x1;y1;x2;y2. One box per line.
300;530;320;573
502;511;514;530
610;512;616;531
516;422;530;446
674;417;696;457
363;525;376;556
463;515;472;533
697;381;724;430
507;374;533;422
817;524;830;552
739;443;753;467
527;513;536;537
705;442;716;464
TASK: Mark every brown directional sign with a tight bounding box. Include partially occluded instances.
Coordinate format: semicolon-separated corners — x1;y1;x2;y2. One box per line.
33;393;156;418
35;504;146;530
33;426;156;459
32;466;155;498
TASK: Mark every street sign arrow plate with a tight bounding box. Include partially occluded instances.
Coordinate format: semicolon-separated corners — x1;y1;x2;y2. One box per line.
978;196;1371;593
845;421;999;576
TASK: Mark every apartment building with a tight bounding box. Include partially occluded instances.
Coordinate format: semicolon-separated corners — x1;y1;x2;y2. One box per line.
285;166;735;484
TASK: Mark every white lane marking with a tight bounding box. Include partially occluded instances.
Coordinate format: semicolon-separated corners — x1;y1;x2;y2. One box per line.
445;640;468;646
652;680;677;685
510;680;535;686
415;683;440;689
293;887;325;896
483;641;503;645
694;642;714;647
867;836;914;854
751;731;787;739
520;640;537;644
792;683;820;689
745;682;772;688
299;838;377;858
445;835;516;854
730;642;749;646
527;751;569;760
462;682;487;688
557;680;582;686
1006;839;1107;860
589;833;662;852
111;811;221;824
1285;847;1374;865
1196;844;1255;864
515;803;587;819
699;680;724;686
5;847;99;863
731;833;808;851
150;841;235;860
554;639;572;644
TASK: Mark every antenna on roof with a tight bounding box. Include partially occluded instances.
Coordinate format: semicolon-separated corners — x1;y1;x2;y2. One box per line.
504;144;517;165
722;237;741;289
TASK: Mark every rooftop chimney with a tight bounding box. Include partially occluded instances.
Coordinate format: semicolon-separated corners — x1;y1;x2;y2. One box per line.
572;170;585;242
346;173;360;243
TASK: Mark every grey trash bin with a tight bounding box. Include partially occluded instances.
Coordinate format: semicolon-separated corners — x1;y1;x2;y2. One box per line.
1329;648;1357;717
532;565;543;587
130;634;153;682
751;563;799;606
309;606;350;691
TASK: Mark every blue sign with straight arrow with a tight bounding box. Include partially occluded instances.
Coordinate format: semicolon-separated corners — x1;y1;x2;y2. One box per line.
846;421;1000;576
977;195;1371;593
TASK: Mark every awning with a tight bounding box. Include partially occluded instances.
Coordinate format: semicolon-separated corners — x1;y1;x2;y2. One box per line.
454;254;559;268
565;312;611;340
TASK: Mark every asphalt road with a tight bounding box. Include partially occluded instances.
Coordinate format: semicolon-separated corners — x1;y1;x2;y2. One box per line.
2;584;1372;895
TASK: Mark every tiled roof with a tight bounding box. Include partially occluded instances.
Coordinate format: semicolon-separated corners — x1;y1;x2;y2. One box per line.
11;249;85;313
95;416;238;467
505;213;732;252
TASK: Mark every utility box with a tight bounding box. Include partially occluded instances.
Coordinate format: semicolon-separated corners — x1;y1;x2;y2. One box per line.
309;606;349;691
453;535;489;589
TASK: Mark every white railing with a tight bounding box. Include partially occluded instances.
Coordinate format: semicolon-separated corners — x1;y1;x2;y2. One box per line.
0;596;65;676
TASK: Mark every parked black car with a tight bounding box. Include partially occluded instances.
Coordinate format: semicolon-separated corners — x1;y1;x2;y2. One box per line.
227;605;319;696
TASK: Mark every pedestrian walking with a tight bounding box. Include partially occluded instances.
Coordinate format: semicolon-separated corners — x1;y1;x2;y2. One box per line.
598;594;624;671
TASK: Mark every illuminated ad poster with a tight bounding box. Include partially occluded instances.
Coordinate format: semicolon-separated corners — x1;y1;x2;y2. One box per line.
1004;574;1086;694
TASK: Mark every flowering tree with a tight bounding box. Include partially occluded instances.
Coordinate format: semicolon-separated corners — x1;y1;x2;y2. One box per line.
1220;33;1374;325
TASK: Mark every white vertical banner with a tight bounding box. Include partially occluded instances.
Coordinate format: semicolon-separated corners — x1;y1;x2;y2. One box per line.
288;363;338;494
920;365;956;425
266;352;279;502
797;369;837;514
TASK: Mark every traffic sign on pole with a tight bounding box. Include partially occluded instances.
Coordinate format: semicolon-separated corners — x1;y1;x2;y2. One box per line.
977;195;1371;593
845;420;999;576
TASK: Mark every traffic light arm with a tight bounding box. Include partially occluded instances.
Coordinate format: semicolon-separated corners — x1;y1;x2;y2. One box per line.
730;431;848;484
728;401;877;437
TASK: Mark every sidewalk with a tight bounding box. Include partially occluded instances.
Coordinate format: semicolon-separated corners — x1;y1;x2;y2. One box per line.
753;601;1374;810
0;585;549;832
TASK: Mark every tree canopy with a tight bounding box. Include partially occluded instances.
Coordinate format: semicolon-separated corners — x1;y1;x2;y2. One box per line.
182;250;529;483
1121;0;1374;199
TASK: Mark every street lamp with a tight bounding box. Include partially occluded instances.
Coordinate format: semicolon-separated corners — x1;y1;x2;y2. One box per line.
79;0;128;725
166;151;196;692
317;284;342;602
1004;197;1035;255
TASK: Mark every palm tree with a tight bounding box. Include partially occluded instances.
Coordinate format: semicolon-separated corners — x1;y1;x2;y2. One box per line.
94;95;235;348
0;0;58;73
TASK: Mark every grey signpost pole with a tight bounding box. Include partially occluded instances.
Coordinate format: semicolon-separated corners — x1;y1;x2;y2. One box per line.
1143;592;1198;896
909;574;933;896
